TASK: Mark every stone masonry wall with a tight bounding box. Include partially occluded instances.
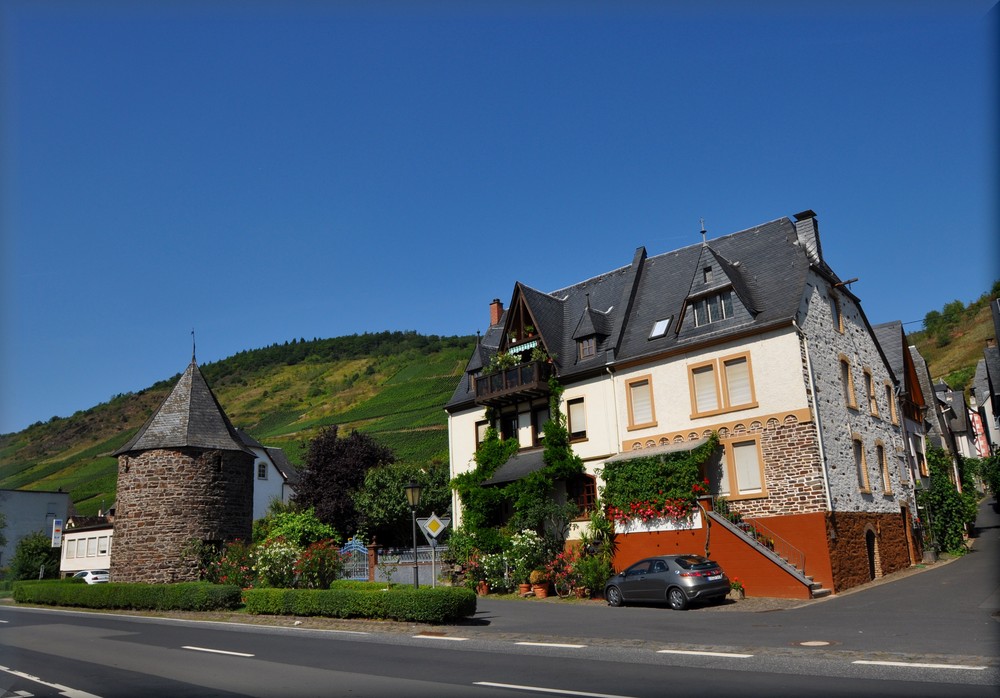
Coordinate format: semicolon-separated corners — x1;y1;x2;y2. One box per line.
796;272;916;516
827;510;911;592
714;414;827;519
111;447;254;583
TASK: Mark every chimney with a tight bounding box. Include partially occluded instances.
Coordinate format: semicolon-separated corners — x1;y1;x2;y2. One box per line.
793;209;823;265
490;298;504;326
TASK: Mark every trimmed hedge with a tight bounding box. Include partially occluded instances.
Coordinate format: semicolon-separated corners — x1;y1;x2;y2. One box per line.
13;580;242;611
244;586;476;623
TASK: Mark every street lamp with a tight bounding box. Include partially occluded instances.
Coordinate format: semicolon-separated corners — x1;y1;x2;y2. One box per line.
405;480;422;588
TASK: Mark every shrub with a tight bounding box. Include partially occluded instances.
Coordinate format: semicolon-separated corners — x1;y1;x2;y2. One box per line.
203;539;256;589
506;529;546;585
13;580;241;611
243;586;476;623
293;540;345;589
254;537;301;588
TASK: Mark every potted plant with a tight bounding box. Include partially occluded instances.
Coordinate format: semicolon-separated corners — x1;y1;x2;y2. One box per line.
529;569;549;598
730;577;745;599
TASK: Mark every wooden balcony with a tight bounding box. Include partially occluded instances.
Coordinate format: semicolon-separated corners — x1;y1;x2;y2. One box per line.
474;360;553;407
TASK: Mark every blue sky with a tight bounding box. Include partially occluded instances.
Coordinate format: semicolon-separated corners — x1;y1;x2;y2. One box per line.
1;1;997;435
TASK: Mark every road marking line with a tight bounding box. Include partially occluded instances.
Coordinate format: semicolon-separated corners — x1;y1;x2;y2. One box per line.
412;635;468;641
182;646;255;657
474;682;635;698
0;620;9;623
0;664;102;698
515;642;587;649
852;660;986;671
657;649;754;658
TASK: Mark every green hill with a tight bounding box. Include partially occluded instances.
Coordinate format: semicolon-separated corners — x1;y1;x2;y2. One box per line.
906;282;999;392
0;332;475;516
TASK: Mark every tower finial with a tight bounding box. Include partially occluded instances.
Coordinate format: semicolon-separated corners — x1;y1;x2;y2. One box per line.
700;218;707;245
191;329;197;363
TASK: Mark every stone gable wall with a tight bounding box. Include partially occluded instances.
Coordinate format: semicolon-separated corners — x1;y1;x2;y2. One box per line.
110;447;253;583
797;272;916;515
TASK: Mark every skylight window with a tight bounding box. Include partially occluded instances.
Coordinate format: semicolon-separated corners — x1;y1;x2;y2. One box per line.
649;317;672;339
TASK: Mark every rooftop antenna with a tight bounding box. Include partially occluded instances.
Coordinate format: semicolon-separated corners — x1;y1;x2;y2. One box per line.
700;218;707;246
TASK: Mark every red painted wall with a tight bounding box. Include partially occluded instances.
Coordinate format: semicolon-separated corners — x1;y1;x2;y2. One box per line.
612;512;834;599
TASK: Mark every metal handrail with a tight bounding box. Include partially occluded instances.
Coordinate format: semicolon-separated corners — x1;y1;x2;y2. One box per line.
711;497;806;574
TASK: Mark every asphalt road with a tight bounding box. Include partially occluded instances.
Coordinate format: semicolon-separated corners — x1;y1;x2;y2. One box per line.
0;498;996;697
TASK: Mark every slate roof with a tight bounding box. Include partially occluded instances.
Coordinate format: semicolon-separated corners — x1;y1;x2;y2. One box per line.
265;447;301;486
984;345;1000;401
113;360;251;456
447;214;826;411
482;449;546;486
873;321;906;382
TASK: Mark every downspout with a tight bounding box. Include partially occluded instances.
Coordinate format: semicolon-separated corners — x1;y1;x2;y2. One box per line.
794;321;835;522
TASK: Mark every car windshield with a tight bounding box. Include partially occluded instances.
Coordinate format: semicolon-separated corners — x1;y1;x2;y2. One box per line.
673;555;715;570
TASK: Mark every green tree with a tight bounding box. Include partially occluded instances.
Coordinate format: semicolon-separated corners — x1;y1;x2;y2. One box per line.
9;531;60;580
354;459;451;548
253;507;339;547
294;426;396;538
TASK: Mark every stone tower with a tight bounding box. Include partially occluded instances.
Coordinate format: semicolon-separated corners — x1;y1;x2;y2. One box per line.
110;358;254;583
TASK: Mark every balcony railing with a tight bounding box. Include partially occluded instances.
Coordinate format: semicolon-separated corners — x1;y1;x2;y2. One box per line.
474;360;553;407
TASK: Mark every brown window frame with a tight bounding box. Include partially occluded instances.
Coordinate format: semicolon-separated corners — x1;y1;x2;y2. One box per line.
625;375;657;431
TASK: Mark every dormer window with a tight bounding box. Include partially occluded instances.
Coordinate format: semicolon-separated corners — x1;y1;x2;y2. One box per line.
691;290;733;327
578;336;596;360
703;266;714;283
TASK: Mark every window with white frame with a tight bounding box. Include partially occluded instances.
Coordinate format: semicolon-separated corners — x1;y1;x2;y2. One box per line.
98;536;109;555
66;541;75;559
475;420;489;449
722;355;754;408
717;438;765;498
578;337;596;360
567;398;587;441
691;363;720;414
257;462;268;480
690;353;756;417
87;537;98;557
626;376;656;429
76;539;86;558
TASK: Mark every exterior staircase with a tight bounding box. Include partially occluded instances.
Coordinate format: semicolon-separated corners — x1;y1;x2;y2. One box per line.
705;507;832;599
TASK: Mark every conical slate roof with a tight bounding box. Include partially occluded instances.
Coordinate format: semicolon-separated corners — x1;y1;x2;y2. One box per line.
113;359;251;456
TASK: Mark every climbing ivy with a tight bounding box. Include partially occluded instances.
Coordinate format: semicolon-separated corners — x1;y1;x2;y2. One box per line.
450;375;585;554
599;433;718;523
916;447;971;554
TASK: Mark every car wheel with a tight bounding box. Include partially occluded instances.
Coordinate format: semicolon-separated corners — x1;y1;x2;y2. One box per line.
667;587;688;611
606;585;624;607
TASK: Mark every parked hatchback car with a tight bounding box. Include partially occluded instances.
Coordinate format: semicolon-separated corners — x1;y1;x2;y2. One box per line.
604;555;729;610
72;570;109;584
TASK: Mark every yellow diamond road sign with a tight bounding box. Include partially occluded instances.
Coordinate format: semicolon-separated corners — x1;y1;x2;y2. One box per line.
419;513;450;540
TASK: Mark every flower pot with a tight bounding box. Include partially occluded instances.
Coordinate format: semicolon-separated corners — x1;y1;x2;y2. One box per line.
518;583;532;596
476;581;490;596
573;587;588;599
531;583;549;599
